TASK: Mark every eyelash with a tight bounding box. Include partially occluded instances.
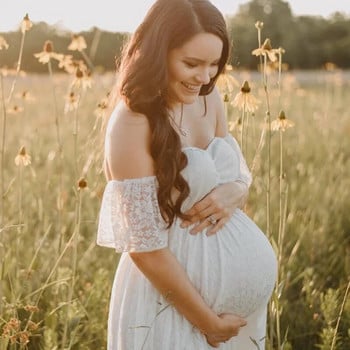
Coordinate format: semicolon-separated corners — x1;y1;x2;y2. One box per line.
184;62;219;68
184;62;196;68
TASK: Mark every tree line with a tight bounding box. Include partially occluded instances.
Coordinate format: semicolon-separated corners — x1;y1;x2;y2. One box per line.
1;0;349;72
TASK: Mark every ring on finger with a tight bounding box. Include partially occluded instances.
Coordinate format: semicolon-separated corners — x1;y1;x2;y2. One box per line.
207;215;217;225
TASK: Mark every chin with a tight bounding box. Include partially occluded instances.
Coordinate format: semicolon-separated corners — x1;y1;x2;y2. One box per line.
179;94;199;105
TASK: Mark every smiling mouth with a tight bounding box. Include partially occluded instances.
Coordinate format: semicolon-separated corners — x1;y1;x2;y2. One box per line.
181;82;201;92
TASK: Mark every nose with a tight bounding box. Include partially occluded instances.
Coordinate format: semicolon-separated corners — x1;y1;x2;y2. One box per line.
195;68;211;85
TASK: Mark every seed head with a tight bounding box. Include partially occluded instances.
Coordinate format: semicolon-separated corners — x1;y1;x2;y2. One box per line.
44;41;53;53
24;304;39;313
240;80;251;93
8;317;21;331
271;110;295;132
262;38;272;50
78;177;88;190
21;14;33;33
277;47;286;55
255;21;264;30
76;67;84;79
27;320;39;331
18;331;30;345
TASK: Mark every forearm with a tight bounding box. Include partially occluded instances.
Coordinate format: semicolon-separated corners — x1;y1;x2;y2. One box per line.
129;248;220;334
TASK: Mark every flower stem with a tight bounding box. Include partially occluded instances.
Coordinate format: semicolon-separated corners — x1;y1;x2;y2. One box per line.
61;189;83;349
0;73;7;227
72;91;82;179
6;30;26;105
330;280;350;350
47;60;64;258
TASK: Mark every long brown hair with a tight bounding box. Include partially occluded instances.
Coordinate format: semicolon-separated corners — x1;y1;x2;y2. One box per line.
116;0;229;226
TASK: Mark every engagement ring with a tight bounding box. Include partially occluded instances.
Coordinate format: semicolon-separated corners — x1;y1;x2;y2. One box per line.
207;215;217;225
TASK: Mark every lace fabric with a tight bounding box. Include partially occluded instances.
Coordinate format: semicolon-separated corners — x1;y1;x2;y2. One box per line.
97;176;168;252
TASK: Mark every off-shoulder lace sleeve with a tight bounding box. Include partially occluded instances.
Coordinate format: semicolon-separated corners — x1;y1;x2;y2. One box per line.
223;134;252;187
96;176;168;253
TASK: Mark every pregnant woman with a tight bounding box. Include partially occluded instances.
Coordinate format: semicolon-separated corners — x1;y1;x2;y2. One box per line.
97;0;277;348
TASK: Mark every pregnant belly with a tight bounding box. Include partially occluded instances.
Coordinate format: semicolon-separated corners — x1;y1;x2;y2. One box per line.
169;209;277;318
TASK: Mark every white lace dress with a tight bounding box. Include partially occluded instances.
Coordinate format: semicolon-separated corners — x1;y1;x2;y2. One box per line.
97;135;277;350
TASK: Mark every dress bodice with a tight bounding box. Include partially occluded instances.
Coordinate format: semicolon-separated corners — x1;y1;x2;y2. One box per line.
181;135;249;212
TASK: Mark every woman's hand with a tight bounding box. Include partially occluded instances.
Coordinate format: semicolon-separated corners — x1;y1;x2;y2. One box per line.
205;313;247;348
181;181;248;235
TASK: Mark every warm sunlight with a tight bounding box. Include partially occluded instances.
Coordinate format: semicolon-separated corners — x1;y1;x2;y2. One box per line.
1;0;349;32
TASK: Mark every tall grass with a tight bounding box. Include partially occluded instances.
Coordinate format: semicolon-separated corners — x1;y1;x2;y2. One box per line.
0;19;349;349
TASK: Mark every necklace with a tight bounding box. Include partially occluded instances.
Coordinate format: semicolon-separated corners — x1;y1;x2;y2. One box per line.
169;103;188;137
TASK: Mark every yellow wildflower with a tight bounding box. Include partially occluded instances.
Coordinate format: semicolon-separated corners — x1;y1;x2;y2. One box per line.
59;56;87;74
57;54;74;72
64;91;80;113
71;67;92;90
0;36;9;50
271;110;295;132
21;14;33;33
252;38;278;62
68;34;87;52
94;94;110;119
231;80;260;113
15;90;35;102
7;105;24;114
82;70;93;90
216;65;239;102
34;41;63;64
15;146;31;166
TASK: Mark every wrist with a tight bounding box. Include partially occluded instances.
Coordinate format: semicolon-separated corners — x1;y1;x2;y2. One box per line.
197;313;222;335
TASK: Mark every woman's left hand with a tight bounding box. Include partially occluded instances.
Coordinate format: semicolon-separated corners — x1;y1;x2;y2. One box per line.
181;181;248;236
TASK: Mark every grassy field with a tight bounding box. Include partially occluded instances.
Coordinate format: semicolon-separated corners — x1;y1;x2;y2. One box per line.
1;34;350;349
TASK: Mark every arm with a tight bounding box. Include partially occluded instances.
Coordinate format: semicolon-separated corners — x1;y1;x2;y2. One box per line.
104;102;246;341
182;87;250;235
130;248;244;335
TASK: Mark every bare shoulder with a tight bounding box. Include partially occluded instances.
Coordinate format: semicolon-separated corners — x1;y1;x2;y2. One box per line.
104;100;154;180
207;86;228;137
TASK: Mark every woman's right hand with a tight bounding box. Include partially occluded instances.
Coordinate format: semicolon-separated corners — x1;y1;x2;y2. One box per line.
205;313;247;348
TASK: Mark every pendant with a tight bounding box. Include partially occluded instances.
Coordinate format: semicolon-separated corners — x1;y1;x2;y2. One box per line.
179;127;188;137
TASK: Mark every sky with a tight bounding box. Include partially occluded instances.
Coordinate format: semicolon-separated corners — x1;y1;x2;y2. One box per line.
0;0;349;33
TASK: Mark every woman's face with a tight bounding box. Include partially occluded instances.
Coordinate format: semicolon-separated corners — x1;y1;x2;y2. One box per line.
167;32;223;106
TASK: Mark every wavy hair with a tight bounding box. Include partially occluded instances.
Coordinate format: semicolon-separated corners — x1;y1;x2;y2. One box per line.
116;0;229;226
